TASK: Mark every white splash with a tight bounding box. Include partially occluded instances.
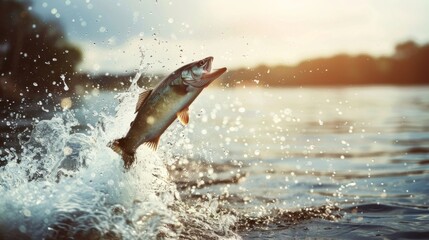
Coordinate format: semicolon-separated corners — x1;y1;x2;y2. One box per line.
0;72;239;239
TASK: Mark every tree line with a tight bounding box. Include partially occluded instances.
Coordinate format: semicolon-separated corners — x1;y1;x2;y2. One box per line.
219;41;429;87
77;40;429;91
1;0;428;106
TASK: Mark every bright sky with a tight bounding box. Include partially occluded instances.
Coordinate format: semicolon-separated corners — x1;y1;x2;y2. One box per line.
33;0;429;73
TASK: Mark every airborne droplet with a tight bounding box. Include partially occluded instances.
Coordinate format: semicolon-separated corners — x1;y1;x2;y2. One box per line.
60;74;69;91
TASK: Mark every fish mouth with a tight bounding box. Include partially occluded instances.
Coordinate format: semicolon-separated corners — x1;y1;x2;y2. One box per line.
185;57;227;88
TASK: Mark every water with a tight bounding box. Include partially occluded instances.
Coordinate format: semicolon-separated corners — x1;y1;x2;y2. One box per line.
1;85;429;239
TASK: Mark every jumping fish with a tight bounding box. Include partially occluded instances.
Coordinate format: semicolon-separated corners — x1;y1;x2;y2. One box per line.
109;57;227;168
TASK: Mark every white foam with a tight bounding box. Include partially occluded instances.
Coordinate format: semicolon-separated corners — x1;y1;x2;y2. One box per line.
0;72;239;239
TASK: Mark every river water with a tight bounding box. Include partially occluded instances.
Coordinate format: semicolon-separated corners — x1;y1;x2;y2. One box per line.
1;85;429;239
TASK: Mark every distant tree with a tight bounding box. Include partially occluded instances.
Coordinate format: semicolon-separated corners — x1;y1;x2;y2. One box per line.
221;40;429;87
394;40;419;59
391;41;429;85
0;0;82;101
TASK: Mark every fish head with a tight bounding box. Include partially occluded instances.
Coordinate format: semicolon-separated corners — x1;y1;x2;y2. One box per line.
179;56;227;88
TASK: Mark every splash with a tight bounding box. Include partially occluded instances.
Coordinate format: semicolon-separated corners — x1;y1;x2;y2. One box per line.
0;72;239;239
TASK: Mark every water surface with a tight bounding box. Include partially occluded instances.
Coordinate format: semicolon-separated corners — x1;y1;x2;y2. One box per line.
1;86;428;239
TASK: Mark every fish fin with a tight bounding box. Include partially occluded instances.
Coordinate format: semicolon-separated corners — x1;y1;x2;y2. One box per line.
108;138;136;169
177;107;189;125
135;89;152;113
144;136;160;151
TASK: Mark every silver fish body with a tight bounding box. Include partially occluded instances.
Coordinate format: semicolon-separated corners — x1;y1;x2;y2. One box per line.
110;56;226;168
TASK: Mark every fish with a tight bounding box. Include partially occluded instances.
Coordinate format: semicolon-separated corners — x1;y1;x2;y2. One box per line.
109;56;227;168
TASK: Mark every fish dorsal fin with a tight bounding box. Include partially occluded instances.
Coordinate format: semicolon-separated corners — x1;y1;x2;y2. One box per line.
144;136;160;151
135;89;152;113
177;107;189;125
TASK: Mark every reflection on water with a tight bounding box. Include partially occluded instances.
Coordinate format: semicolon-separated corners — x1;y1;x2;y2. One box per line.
1;86;429;239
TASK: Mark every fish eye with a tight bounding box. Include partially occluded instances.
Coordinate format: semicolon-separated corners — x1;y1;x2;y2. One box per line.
197;60;205;67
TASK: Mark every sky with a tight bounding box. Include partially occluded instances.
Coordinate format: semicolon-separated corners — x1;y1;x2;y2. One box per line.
32;0;429;74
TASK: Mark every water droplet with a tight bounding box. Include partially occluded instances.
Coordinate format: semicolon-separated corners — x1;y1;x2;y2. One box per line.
63;146;73;156
60;74;69;91
60;97;72;110
19;225;26;233
146;116;155;124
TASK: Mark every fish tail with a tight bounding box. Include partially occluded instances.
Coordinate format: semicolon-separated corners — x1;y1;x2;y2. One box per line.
108;138;136;169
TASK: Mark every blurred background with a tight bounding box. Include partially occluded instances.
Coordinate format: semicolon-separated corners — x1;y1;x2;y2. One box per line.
1;0;429;96
1;1;429;238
